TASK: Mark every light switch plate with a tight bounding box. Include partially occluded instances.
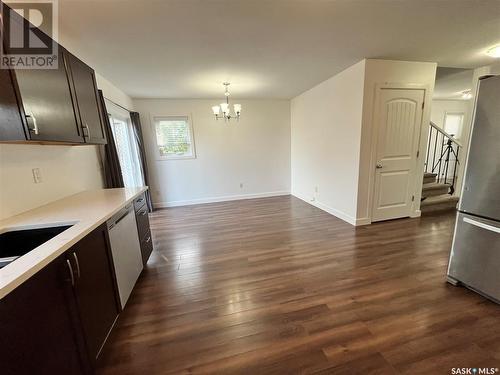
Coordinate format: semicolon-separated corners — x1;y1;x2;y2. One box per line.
32;168;42;183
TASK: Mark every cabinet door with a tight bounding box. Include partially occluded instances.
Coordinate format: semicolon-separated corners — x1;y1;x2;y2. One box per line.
69;224;119;363
0;68;26;141
135;204;151;241
4;8;83;143
0;255;89;375
10;47;83;142
66;51;107;144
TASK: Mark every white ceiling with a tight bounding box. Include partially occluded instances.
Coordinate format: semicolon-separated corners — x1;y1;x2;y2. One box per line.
57;0;500;99
433;67;473;100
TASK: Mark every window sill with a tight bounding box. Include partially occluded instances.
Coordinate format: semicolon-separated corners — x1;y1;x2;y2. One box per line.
157;155;196;161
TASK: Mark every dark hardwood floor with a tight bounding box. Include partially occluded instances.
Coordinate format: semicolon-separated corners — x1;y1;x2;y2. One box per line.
97;196;500;374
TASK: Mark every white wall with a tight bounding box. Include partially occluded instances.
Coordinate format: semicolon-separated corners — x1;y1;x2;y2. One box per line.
0;145;104;220
96;74;135;111
290;60;366;225
356;59;437;222
0;73;133;220
132;99;291;207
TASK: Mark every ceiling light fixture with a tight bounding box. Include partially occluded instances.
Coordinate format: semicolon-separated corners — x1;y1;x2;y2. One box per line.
461;90;472;100
486;45;500;58
211;82;241;121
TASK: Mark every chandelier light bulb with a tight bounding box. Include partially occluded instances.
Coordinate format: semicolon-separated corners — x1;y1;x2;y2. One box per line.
220;103;229;114
234;104;242;114
212;105;220;115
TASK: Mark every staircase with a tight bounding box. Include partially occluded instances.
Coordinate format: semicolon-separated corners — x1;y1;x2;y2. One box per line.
421;172;459;213
420;122;461;214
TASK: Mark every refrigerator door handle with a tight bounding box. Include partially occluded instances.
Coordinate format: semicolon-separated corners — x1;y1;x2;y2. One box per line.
463;217;500;234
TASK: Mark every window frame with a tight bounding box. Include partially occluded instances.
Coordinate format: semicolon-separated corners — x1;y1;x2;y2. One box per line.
106;99;145;188
443;111;464;139
151;115;196;161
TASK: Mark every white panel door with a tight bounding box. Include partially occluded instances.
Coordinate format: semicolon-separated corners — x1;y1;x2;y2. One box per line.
371;88;425;222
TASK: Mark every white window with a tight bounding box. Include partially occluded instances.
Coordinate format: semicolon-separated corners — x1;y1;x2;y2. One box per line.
153;116;195;160
443;112;464;139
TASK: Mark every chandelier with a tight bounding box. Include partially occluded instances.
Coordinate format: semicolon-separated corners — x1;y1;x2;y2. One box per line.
211;82;242;121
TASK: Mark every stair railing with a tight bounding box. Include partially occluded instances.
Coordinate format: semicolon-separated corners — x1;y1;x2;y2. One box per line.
424;122;462;195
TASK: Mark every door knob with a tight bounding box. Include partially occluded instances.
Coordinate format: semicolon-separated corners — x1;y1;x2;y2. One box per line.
376;163;383;169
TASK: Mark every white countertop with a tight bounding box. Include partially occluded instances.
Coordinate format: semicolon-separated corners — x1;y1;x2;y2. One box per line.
0;187;148;299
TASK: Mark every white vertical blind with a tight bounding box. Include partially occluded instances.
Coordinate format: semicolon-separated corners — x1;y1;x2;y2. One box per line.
106;99;144;188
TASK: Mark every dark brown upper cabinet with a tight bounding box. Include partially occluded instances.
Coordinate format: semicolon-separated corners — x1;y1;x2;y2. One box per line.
10;46;85;143
0;69;25;141
65;51;107;144
0;2;106;145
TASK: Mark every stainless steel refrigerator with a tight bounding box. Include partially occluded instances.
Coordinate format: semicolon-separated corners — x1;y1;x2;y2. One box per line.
447;74;500;303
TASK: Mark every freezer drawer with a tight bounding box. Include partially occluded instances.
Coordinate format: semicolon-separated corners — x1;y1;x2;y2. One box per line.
447;212;500;302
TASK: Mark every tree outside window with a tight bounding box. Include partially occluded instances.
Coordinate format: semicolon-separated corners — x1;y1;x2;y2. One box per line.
153;116;195;159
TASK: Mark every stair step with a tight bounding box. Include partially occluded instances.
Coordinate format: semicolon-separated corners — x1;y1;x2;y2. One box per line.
422;182;451;198
421;194;459;213
423;172;437;184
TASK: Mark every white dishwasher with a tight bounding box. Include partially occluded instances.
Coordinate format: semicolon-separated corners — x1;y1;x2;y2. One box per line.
107;204;143;309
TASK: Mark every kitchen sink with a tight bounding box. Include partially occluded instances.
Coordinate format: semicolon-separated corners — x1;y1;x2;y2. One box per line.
0;225;73;269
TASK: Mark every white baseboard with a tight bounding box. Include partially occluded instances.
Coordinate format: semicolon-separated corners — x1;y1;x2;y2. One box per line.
291;192;366;226
154;191;290;208
410;209;422;218
354;217;371;226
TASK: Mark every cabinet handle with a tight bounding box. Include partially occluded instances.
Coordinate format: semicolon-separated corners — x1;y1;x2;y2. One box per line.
82;123;91;139
66;259;75;287
72;252;81;279
26;114;39;135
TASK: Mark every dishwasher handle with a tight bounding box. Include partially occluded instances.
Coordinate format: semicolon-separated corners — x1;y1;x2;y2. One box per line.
108;205;132;230
115;210;130;225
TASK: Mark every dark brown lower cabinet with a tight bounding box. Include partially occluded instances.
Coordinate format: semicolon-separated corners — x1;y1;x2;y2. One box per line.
69;224;120;363
0;224;120;374
134;193;154;265
0;253;90;375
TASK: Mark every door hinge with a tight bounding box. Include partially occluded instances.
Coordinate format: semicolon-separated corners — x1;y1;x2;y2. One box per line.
422;101;425;109
416;150;420;158
412;195;415;202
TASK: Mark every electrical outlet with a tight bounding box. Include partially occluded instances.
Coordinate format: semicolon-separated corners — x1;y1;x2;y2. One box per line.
32;168;42;183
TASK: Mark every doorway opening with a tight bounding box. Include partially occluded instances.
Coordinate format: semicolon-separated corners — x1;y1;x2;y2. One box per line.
422;67;473;214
